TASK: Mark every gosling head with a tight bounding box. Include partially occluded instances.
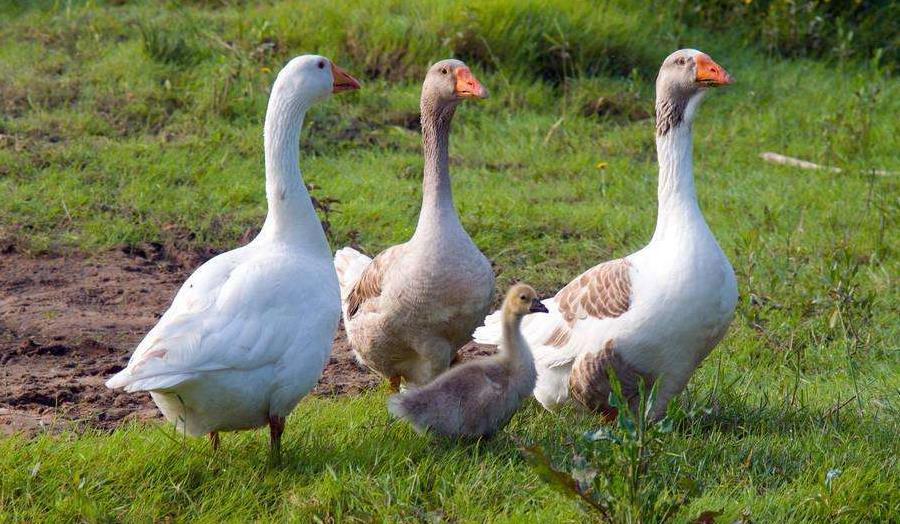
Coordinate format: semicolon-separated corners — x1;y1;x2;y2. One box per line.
655;49;732;136
422;59;488;108
271;54;361;106
504;284;549;317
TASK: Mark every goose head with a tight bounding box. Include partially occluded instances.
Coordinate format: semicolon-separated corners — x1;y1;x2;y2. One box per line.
271;54;361;107
655;49;732;136
422;59;488;107
504;284;549;317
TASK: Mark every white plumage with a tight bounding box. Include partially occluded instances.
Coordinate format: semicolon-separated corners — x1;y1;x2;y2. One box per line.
475;49;738;418
334;247;372;315
107;55;360;458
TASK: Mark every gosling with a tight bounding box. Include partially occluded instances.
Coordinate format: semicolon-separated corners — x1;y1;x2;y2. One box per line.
388;284;548;439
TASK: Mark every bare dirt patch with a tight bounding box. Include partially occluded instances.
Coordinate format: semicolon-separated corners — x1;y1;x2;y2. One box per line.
0;247;490;436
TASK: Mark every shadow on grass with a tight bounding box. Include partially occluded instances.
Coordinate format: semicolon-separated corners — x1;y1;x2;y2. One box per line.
675;398;896;443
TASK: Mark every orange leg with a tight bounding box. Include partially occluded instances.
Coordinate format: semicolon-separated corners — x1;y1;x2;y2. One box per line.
268;415;286;466
388;375;402;393
599;407;619;423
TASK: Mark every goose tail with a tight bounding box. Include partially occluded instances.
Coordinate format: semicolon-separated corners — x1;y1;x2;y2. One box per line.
334;247;372;301
387;390;431;435
472;308;503;345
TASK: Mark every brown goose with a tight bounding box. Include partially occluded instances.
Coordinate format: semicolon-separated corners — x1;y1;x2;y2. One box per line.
334;59;494;389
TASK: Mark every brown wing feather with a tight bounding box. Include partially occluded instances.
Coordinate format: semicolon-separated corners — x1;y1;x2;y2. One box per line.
545;326;571;348
555;259;631;325
544;259;631;348
345;247;398;319
569;340;654;415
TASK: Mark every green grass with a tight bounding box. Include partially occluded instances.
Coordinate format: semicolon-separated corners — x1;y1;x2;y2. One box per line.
1;0;898;522
2;389;898;522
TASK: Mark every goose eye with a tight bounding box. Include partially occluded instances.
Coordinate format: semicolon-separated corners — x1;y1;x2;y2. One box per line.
675;57;686;66
318;61;325;69
520;295;527;301
440;68;448;75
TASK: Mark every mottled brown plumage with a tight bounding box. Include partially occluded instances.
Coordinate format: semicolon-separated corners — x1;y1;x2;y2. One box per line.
544;326;571;348
345;247;398;319
555;259;631;325
569;340;655;418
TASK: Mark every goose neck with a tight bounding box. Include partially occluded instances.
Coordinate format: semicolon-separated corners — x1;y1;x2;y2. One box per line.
500;312;531;368
651;125;703;243
415;100;460;235
257;91;328;251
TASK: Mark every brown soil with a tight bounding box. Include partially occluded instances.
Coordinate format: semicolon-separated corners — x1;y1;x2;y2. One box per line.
0;246;490;436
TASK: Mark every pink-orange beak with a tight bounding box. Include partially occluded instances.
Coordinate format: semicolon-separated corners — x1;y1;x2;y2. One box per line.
453;67;488;99
695;54;733;87
331;63;361;93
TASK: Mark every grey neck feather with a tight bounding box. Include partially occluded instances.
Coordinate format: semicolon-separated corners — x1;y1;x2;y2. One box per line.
655;95;688;137
414;95;461;238
257;89;329;254
651;91;705;243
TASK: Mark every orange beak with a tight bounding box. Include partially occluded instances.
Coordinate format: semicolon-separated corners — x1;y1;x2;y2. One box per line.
331;63;361;93
453;67;488;99
695;54;733;87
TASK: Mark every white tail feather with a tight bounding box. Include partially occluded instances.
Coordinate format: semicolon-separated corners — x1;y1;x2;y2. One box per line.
105;370;132;390
333;247;372;301
106;369;195;393
474;298;583;369
386;393;408;420
123;374;195;393
472;308;503;345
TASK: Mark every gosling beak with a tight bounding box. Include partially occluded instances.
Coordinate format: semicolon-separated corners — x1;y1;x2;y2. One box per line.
695;54;733;87
529;298;549;314
332;63;361;93
453;67;488;99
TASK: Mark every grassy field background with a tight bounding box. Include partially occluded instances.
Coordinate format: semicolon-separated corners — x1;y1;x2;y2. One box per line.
1;0;898;522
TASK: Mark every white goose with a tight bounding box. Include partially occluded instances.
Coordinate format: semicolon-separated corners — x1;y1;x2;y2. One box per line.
474;49;737;419
106;55;360;462
334;59;494;389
